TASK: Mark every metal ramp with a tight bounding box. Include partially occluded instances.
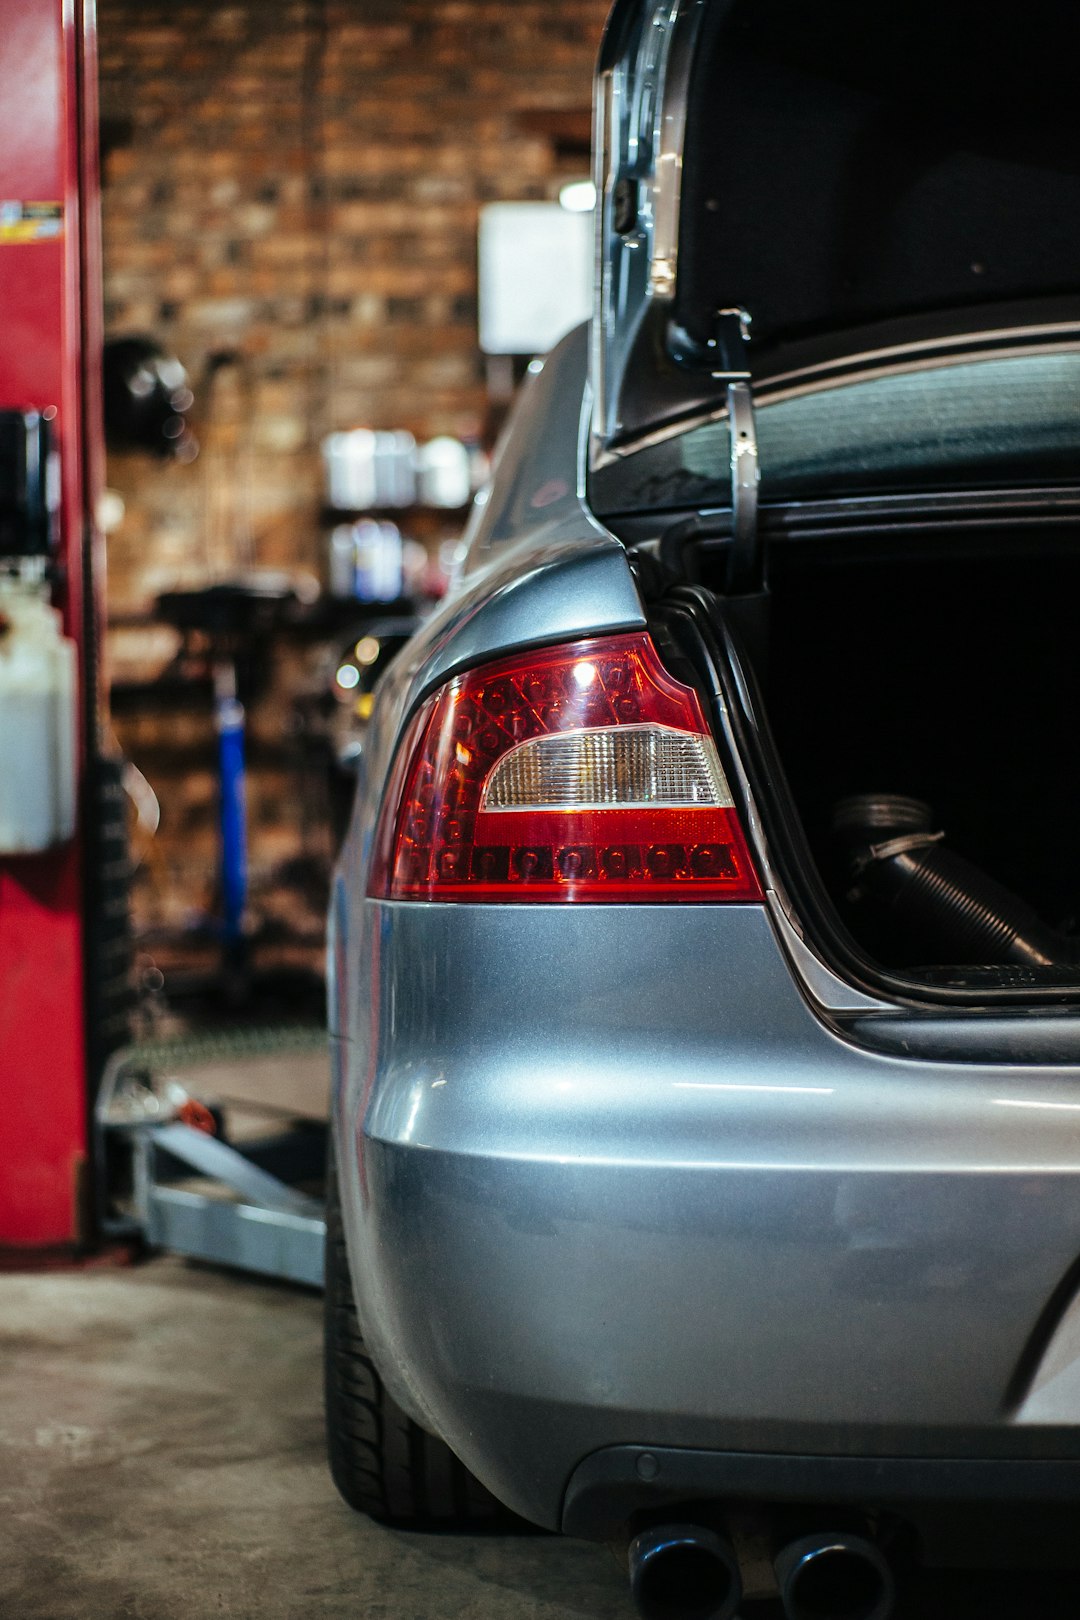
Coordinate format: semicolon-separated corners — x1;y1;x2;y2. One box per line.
98;1026;328;1288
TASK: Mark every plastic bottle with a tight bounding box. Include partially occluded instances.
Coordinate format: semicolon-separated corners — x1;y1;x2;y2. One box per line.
329;523;359;597
353;520;403;602
373;432;417;508
0;581;78;853
322;429;378;511
416;436;471;509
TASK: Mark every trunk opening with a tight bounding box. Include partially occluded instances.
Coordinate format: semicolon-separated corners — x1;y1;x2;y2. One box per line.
674;525;1080;1002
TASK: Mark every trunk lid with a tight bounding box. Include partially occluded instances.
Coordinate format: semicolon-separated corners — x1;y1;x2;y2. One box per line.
593;0;1080;461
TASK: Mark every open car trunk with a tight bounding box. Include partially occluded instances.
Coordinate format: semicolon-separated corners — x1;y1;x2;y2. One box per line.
594;1;1080;1002
593;0;1080;462
693;526;1080;999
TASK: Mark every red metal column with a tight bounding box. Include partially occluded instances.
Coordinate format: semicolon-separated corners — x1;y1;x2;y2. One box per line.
0;0;103;1249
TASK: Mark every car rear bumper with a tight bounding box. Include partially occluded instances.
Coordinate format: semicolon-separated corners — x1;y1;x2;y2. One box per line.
333;901;1080;1532
561;1445;1080;1567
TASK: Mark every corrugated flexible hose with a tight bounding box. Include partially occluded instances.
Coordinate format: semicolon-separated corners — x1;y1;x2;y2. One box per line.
833;794;1079;968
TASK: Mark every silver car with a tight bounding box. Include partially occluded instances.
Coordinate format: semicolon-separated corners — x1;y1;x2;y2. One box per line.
326;3;1080;1615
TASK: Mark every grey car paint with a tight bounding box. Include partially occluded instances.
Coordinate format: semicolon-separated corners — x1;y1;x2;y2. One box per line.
330;313;1080;1532
329;0;1080;1543
340;903;1080;1529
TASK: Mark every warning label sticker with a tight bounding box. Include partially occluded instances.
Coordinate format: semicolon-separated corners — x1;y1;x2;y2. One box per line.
0;201;64;243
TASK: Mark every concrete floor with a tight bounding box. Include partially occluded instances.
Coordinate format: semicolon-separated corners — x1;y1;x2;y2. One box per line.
0;1257;627;1620
3;1257;1080;1620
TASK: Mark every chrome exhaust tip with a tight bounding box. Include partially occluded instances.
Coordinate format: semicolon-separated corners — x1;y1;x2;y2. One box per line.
627;1523;742;1620
774;1532;895;1620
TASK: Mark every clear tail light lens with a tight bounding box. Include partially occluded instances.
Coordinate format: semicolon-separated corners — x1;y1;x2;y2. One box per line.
370;632;763;903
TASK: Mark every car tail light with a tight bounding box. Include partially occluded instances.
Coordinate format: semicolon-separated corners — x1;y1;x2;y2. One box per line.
370;632;762;903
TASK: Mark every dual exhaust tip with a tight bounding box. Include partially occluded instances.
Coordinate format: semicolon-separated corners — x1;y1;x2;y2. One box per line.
628;1523;895;1620
775;1533;895;1620
628;1525;739;1620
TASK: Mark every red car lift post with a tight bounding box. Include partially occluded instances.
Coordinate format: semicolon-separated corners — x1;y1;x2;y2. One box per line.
0;0;325;1285
0;0;105;1253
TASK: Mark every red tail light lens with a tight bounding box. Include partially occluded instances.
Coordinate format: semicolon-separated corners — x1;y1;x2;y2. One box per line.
370;633;762;903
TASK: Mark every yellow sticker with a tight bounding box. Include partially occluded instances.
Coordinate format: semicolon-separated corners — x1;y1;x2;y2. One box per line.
0;201;63;243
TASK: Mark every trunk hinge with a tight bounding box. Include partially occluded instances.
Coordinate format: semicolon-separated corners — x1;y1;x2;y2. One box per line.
710;309;760;594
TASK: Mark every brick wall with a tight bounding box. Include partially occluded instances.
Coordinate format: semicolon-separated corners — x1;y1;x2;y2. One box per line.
98;0;610;612
97;0;609;962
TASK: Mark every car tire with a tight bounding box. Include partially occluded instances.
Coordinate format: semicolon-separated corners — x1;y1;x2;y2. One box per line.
324;1150;509;1530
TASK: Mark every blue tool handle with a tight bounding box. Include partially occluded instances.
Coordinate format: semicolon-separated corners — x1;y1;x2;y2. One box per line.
215;665;248;949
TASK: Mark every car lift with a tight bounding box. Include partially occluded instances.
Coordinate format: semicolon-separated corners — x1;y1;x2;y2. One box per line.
98;1031;328;1288
0;0;104;1258
0;0;327;1288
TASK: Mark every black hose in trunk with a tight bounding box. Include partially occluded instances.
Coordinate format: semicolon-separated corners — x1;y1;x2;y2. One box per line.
834;794;1080;969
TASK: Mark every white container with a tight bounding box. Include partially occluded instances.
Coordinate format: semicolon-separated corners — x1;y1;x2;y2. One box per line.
416;436;472;509
353;520;403;603
0;584;78;854
372;431;416;508
329;524;359;598
323;428;418;511
322;429;379;511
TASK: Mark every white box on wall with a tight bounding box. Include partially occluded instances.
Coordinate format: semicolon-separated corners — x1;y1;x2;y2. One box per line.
478;202;594;357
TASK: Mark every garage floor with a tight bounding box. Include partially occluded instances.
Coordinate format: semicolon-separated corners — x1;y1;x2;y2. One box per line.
0;1257;626;1620
4;1257;1080;1620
